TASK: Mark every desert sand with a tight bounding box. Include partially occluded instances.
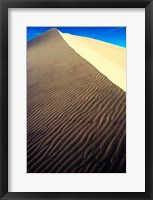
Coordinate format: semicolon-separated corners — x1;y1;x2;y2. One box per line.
60;31;126;91
27;28;126;173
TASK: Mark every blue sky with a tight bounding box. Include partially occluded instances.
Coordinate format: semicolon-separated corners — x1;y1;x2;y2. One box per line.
27;27;126;48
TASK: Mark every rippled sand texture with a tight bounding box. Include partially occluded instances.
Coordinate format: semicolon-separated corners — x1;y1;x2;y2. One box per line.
27;28;126;173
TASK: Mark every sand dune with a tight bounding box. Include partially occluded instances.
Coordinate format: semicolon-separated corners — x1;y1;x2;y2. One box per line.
27;28;126;173
60;31;126;91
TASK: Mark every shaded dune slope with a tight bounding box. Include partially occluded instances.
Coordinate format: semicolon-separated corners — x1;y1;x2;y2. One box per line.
27;28;126;173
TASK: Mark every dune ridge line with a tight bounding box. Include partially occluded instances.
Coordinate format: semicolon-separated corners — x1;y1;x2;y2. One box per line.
57;29;126;92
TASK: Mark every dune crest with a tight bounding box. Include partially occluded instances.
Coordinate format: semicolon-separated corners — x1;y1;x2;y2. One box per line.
59;30;126;91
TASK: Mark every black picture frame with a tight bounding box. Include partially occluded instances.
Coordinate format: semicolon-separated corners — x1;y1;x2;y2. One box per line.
0;0;153;199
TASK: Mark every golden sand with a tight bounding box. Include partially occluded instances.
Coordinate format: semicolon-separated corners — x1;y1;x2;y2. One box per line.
59;31;126;91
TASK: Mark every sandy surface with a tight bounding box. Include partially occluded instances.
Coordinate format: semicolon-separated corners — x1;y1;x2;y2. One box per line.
60;31;126;91
27;28;126;173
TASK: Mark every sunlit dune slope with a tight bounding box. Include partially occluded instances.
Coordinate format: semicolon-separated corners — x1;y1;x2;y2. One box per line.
59;31;126;91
